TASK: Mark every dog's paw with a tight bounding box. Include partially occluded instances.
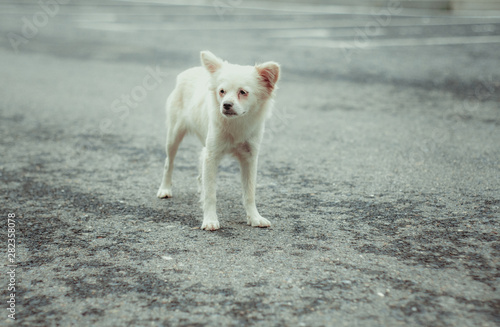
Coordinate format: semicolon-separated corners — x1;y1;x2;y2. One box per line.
247;215;271;228
201;219;220;231
157;187;172;198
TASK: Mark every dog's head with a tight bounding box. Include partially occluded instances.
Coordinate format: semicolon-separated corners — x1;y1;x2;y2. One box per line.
201;51;280;119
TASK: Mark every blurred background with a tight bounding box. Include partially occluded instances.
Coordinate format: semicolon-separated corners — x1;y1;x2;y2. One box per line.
266;0;500;11
273;0;500;11
1;0;499;207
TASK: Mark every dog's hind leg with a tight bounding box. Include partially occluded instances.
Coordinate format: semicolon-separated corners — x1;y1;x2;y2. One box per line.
157;122;186;198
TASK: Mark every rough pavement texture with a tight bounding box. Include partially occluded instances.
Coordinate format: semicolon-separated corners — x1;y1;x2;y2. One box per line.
1;1;499;326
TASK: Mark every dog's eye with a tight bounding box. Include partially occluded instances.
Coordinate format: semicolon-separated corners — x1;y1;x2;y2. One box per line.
239;90;248;96
219;89;225;95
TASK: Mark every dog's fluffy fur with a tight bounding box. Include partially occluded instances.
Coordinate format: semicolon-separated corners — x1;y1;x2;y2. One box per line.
157;51;280;230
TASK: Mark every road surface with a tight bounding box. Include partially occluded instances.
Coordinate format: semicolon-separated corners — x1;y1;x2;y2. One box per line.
1;0;499;326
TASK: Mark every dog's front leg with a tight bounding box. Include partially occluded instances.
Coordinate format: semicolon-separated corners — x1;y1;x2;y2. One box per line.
239;149;271;228
200;147;222;230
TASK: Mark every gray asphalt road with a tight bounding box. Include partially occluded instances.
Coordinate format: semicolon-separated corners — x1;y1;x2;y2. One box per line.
1;1;499;326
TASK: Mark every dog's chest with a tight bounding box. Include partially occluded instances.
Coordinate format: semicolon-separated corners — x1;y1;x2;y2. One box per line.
215;127;255;157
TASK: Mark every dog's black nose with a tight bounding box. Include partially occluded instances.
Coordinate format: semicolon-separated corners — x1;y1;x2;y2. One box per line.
223;102;233;111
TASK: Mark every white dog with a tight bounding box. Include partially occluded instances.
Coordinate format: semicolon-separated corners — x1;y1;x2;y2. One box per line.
157;51;280;231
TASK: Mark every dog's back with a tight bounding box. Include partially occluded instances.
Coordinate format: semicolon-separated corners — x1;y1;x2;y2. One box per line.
166;66;211;144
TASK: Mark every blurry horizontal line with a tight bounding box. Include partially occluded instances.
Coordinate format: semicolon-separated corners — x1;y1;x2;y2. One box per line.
75;21;361;32
0;7;319;17
76;19;500;32
292;35;500;49
113;0;454;17
268;29;333;39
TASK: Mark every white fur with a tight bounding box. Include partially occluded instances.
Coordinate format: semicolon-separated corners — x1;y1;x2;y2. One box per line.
157;51;280;231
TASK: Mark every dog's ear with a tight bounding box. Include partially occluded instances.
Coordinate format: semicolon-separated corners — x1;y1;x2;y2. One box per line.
200;51;223;74
256;62;280;92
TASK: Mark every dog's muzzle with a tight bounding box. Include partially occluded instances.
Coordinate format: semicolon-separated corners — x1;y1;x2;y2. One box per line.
222;102;237;116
